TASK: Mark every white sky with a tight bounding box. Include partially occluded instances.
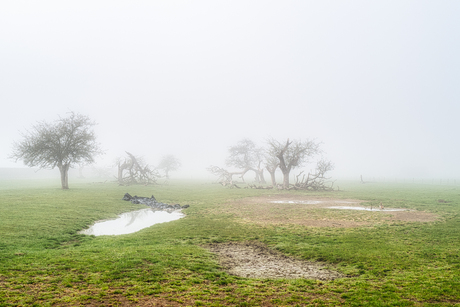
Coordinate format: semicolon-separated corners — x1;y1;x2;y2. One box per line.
1;1;459;180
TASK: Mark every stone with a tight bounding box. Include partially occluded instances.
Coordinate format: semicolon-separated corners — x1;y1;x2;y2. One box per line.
122;194;189;212
122;193;133;201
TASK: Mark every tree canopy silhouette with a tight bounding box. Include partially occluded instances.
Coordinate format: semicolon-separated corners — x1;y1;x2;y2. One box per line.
11;112;103;189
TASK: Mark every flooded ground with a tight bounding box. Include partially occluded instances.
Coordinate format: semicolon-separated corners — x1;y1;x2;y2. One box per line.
80;208;184;236
271;200;323;204
327;206;408;212
271;200;356;205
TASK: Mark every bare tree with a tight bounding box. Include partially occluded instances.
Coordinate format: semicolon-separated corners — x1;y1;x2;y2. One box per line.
267;138;320;189
117;152;160;185
226;138;265;184
11;112;102;189
157;154;181;179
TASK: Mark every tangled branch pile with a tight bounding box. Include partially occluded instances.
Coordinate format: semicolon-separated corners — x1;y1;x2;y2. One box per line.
206;165;244;188
117;152;160;185
292;160;335;191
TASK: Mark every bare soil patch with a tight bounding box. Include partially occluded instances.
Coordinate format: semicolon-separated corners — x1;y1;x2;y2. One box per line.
205;241;344;280
211;194;438;227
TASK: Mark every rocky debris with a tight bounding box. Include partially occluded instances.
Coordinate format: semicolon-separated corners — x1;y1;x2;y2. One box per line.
122;193;189;211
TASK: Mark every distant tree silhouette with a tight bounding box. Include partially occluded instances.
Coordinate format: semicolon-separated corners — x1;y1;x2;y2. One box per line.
11;112;103;189
157;154;181;179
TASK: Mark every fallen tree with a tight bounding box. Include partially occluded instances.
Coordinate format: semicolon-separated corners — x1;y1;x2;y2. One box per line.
207;165;247;187
247;184;273;190
117;152;160;185
291;160;335;191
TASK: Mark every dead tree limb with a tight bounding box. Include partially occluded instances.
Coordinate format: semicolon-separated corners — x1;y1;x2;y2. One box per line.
291;160;335;191
207;165;249;187
117;152;160;185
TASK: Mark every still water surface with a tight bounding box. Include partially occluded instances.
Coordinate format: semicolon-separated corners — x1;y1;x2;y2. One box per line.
80;208;184;236
270;200;357;205
327;206;407;212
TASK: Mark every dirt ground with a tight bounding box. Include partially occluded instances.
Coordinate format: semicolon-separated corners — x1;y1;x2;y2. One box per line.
203;194;437;280
211;194;438;228
205;241;345;280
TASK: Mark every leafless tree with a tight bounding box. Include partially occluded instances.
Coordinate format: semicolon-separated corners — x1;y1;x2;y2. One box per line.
226;138;265;184
157;154;181;179
11;112;102;189
267;138;320;189
116;152;160;185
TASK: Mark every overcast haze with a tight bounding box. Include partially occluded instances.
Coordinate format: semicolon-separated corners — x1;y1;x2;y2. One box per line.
1;1;459;180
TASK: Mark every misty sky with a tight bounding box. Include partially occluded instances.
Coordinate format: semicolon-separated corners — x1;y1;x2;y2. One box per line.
1;1;459;179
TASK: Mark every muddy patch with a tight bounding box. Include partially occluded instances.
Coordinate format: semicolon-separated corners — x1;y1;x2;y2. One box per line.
205;242;344;280
211;194;438;227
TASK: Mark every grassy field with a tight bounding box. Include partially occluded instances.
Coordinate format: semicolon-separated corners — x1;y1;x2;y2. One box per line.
0;178;459;306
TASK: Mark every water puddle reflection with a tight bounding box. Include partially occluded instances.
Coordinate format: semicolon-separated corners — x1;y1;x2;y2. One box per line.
271;200;324;204
270;200;358;205
80;208;184;236
327;206;408;212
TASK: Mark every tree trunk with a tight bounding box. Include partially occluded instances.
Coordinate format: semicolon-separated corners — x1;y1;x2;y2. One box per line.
59;163;70;189
268;170;276;187
277;139;292;189
282;171;290;189
251;167;266;184
238;168;250;182
254;170;260;183
258;169;266;184
278;153;291;189
117;158;133;184
117;165;124;184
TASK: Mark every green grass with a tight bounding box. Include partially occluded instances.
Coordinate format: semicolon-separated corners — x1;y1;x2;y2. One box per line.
1;178;459;306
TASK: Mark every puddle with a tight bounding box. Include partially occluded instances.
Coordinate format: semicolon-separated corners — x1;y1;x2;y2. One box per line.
268;200;408;212
327;206;408;212
271;200;324;204
80;208;184;236
270;200;360;205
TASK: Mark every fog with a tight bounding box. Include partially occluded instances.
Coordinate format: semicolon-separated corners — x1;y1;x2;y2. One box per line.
1;1;460;181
